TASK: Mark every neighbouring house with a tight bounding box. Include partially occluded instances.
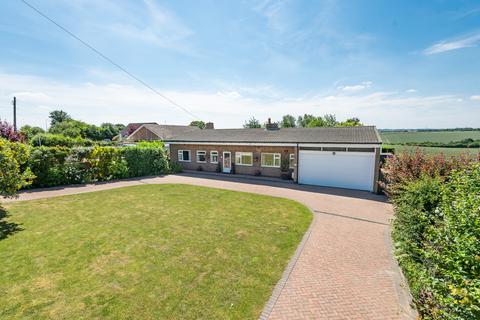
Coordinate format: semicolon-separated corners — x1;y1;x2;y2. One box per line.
165;120;382;192
123;123;201;142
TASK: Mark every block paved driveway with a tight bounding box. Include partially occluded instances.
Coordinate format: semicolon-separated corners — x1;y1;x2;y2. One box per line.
4;173;416;319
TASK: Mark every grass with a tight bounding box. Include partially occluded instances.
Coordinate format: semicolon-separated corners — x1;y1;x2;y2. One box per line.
380;130;480;144
0;184;312;320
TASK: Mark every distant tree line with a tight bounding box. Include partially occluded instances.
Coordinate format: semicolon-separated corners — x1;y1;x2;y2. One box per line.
243;114;362;128
400;139;480;148
18;110;125;144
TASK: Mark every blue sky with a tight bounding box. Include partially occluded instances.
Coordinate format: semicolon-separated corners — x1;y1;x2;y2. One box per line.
0;0;479;128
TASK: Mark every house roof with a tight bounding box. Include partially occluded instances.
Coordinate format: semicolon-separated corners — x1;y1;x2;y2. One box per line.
127;123;201;140
166;126;382;144
121;122;158;137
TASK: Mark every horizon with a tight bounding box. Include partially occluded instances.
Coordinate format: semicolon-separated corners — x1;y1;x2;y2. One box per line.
1;1;479;129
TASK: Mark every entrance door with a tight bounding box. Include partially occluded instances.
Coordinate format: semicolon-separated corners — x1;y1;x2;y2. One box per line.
222;151;232;173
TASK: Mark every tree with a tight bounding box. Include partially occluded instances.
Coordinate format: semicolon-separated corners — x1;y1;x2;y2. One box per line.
189;120;206;129
280;114;296;128
243;117;261;128
49;110;71;126
0;120;24;142
0;139;34;198
20;125;45;140
339;117;362;127
49;119;86;138
323;114;337;127
306;117;326;127
297;114;316;127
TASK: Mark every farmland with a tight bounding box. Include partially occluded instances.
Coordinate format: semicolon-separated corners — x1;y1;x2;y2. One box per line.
380;130;480;144
380;130;480;157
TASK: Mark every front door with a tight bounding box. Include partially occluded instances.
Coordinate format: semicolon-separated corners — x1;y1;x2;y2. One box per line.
222;151;231;173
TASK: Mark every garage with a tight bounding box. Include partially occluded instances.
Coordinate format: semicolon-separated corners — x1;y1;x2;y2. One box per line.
298;149;376;191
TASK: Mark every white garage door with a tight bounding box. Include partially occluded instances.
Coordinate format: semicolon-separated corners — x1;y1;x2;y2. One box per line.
298;150;375;191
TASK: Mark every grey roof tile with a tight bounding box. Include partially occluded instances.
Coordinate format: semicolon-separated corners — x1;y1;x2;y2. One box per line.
165;126;381;144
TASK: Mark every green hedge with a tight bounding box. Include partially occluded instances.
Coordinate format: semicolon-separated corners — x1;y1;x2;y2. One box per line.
27;145;172;188
392;164;480;319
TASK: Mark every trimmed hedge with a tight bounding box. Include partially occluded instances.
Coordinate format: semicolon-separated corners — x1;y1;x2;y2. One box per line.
392;164;480;319
27;145;172;188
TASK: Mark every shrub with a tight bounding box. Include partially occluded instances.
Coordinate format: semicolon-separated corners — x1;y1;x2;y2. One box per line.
0;139;34;197
381;149;476;196
28;146;72;187
31;133;94;147
88;147;128;181
121;146;169;177
392;164;480;319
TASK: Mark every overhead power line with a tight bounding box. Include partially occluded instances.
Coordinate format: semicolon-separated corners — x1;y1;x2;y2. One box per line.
20;0;200;120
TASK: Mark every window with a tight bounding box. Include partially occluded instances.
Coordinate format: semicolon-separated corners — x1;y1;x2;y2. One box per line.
196;150;206;162
261;153;281;167
178;150;191;162
289;153;295;168
210;151;218;163
235;152;253;166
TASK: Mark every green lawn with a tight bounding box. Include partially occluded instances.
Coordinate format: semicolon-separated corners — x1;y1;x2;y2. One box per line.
0;184;311;320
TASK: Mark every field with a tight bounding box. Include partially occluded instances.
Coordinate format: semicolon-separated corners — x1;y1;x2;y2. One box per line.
0;184;311;319
380;130;480;157
384;144;478;157
380;130;480;144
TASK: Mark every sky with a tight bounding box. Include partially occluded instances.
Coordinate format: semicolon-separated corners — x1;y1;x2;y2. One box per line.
0;0;479;129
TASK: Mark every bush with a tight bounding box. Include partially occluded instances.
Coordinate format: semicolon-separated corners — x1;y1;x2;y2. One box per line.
381;149;476;197
88;147;128;181
392;164;480;319
28;146;72;187
31;133;94;147
0;139;34;197
121;146;169;177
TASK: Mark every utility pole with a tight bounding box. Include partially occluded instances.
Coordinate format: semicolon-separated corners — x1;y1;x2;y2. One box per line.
12;96;17;132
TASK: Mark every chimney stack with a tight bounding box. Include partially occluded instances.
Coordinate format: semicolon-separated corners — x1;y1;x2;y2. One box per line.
205;122;214;129
265;118;279;131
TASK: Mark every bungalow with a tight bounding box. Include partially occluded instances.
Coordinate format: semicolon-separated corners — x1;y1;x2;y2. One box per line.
165;120;383;192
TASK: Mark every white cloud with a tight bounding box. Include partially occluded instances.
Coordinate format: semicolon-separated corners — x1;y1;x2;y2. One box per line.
423;32;480;55
406;89;417;93
337;81;372;92
470;95;480;101
0;72;478;129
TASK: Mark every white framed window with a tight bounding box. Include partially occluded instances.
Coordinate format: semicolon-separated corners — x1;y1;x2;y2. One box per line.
289;153;295;169
196;150;207;162
235;152;253;166
178;150;191;162
261;153;281;167
210;151;218;163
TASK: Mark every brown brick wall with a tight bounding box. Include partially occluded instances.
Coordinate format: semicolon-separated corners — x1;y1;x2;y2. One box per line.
170;144;296;179
127;127;159;142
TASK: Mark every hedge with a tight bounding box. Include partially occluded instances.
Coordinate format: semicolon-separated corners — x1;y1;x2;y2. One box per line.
0;139;34;197
392;164;480;319
26;144;172;188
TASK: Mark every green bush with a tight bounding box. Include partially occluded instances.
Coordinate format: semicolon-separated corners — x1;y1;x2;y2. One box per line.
0;139;34;197
25;144;171;188
28;146;72;187
31;133;94;147
121;146;169;177
392;164;480;319
88;147;128;181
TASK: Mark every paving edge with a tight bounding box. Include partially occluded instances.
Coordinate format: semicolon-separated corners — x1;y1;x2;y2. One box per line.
258;209;317;320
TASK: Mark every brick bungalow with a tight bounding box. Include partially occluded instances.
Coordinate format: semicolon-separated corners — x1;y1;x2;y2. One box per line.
123;123;201;142
165;121;383;192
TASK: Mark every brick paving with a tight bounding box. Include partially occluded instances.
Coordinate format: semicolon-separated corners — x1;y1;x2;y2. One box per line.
3;173;416;319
